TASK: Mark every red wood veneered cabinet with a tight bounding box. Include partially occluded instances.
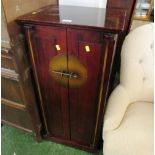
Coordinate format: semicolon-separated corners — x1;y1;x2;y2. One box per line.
17;5;127;151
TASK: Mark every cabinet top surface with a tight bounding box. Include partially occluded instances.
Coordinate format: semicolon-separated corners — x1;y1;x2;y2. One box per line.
17;5;127;32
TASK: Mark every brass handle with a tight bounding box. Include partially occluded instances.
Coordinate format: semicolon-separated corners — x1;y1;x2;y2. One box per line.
52;70;79;79
55;44;61;51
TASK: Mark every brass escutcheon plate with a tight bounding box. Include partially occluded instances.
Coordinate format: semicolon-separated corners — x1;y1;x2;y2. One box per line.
49;54;87;88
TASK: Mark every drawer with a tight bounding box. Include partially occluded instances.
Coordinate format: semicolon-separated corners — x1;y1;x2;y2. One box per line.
2;103;33;131
1;68;25;105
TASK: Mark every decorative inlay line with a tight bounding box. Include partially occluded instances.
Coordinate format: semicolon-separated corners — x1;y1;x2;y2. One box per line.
27;28;49;134
93;42;109;145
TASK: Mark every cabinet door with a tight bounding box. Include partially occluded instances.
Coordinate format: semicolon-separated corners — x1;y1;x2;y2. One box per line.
67;28;116;146
26;26;70;139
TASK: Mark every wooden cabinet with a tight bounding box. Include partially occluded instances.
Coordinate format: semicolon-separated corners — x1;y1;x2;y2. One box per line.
1;44;40;134
1;9;35;132
1;0;58;139
17;5;128;151
1;6;41;133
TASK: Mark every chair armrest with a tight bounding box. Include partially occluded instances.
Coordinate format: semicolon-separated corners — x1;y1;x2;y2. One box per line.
103;85;130;134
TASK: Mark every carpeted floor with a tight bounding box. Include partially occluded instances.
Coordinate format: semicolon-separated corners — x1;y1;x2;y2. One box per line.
1;125;103;155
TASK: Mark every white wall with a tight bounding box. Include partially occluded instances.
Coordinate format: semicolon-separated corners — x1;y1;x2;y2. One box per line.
59;0;107;8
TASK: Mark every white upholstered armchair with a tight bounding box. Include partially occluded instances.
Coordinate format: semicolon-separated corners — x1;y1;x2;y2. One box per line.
103;23;154;155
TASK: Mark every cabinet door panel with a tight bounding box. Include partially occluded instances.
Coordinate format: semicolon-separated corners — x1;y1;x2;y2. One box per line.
67;29;105;145
67;29;116;146
28;26;70;139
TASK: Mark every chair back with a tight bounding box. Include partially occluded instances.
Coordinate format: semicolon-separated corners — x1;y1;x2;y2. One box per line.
120;24;154;102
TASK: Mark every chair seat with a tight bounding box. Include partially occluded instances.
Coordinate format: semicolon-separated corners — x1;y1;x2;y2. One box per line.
103;102;153;155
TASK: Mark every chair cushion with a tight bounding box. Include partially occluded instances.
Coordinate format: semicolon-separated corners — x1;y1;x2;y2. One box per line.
103;101;153;155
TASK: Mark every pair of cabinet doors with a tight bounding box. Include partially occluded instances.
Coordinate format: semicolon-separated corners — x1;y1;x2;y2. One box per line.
26;25;116;147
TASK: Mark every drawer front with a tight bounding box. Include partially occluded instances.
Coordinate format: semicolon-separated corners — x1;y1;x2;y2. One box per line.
26;26;69;138
2;103;33;131
67;28;116;146
1;68;25;105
